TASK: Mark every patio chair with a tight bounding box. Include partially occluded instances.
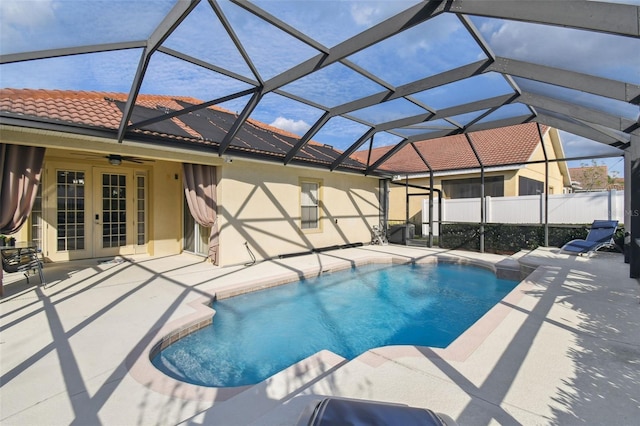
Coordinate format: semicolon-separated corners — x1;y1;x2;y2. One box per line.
1;247;46;287
560;220;619;256
296;397;457;426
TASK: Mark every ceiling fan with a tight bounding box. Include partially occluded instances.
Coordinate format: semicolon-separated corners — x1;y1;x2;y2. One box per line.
71;153;154;165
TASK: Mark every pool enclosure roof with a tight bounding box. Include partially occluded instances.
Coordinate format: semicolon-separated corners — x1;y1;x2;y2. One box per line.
1;0;638;176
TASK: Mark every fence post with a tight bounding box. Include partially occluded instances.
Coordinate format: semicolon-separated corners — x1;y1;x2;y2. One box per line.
608;189;614;220
485;196;492;223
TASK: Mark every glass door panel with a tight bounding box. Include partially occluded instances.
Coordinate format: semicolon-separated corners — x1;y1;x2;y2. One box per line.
183;196;209;256
46;165;92;261
93;168;135;257
101;173;127;248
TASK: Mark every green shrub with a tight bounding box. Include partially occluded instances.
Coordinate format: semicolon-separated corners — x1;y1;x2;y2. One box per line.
439;223;623;255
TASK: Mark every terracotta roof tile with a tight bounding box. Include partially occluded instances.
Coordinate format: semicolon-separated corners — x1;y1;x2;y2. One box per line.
351;123;546;174
0;88;365;170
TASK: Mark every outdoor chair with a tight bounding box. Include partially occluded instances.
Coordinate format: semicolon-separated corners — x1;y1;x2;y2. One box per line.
560;220;619;256
1;246;46;287
296;397;457;426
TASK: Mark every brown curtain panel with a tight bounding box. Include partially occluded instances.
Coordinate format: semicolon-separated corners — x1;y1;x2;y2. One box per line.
182;163;219;265
0;144;46;235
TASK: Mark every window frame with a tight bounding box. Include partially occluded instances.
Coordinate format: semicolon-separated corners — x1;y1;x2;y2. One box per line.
442;176;504;199
299;178;322;232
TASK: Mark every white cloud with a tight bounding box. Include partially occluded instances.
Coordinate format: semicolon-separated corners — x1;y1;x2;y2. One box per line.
349;1;416;28
482;19;640;83
350;3;379;26
0;0;56;28
0;0;56;53
269;116;311;135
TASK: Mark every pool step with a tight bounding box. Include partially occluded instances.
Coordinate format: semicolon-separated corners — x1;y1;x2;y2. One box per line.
181;350;347;425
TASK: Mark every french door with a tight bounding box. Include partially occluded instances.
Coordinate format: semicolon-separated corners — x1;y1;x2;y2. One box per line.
45;163;147;261
93;167;148;257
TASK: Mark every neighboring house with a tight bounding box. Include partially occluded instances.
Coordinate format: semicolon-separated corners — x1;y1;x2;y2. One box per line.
352;123;571;226
569;165;624;191
1;89;381;267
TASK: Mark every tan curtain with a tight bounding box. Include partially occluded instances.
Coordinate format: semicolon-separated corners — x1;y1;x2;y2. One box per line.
0;144;46;235
182;163;219;265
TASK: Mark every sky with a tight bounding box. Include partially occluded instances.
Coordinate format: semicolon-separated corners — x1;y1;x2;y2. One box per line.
0;0;637;177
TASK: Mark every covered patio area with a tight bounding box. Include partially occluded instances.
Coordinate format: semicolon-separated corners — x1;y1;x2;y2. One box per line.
1;245;637;425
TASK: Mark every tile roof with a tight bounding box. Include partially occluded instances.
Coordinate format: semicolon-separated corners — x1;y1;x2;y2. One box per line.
351;123;548;174
568;165;610;190
0;88;365;171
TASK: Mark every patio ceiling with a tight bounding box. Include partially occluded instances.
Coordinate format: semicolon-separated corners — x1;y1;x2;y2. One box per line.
0;0;638;175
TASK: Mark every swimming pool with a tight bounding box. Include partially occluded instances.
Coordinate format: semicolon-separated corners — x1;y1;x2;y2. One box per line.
152;262;518;387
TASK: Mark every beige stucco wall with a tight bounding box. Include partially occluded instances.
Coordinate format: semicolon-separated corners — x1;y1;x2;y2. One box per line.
218;159;380;265
148;161;183;257
2;126;381;266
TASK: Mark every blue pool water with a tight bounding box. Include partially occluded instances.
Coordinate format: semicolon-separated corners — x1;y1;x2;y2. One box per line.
152;262;518;387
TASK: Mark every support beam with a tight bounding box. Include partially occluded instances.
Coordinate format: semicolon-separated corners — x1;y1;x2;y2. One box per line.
330;128;376;171
218;89;263;155
128;88;259;130
447;0;640;37
487;57;640;104
627;133;640;278
534;112;624;146
410;142;435;247
465;133;485;253
0;41;145;64
366;137;411;175
332;60;492;117
209;0;265;84
537;123;549;246
117;0;201;143
261;1;446;93
284;111;332;165
519;92;631;132
157;46;259;87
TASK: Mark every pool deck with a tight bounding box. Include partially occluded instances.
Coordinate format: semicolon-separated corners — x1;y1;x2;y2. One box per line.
1;245;638;425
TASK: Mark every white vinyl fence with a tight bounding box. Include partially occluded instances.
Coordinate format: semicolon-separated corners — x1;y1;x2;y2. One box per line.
421;190;624;236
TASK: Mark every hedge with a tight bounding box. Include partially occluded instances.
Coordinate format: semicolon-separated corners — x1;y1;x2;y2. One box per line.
439;223;624;255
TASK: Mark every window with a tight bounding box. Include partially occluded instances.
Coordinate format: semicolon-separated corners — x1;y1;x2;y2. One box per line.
442;176;504;199
56;170;85;251
519;176;544;195
31;180;43;250
136;173;147;245
101;173;127;248
301;180;320;230
183;197;209;256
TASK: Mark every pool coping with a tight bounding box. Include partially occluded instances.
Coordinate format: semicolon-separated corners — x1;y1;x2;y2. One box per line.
126;251;533;403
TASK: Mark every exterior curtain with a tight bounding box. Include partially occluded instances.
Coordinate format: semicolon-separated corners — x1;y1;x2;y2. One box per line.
182;163;219;265
0;144;46;235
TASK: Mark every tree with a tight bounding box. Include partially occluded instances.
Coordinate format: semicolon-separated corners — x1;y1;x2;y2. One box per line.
577;160;607;191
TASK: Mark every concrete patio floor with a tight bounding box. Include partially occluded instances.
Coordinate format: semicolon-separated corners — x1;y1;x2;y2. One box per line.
1;245;638;425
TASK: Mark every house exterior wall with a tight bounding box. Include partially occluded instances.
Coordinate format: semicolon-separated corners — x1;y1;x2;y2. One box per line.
514;134;565;195
218;159;380;265
148;160;183;257
2;127;380;266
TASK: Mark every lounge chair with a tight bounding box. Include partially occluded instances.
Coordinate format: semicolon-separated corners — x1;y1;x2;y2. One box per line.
296;397;457;426
1;246;46;287
560;220;619;256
